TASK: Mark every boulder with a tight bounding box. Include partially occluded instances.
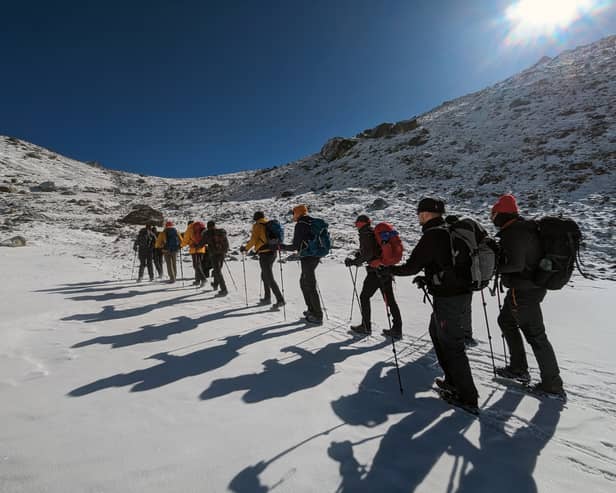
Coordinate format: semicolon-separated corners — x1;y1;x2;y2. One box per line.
0;235;27;247
368;198;389;210
0;185;15;193
38;181;57;192
392;118;419;134
120;205;164;226
320;137;358;162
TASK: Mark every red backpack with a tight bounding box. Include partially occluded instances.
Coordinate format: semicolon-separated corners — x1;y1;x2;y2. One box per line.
191;221;206;246
369;222;403;267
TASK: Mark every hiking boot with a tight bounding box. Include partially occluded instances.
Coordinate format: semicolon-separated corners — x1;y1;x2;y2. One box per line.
272;300;286;309
350;323;371;335
465;337;478;348
258;297;271;305
136;277;142;283
305;313;323;325
303;310;311;317
168;279;176;284
382;329;402;340
529;381;566;398
495;366;531;385
149;277;154;281
438;390;479;415
192;280;200;286
434;377;456;394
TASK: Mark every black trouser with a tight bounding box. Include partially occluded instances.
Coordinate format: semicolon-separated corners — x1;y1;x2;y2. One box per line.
259;251;283;303
498;288;562;389
138;249;154;280
429;293;479;404
191;253;206;282
360;270;402;331
300;256;322;318
153;248;163;277
462;292;473;339
209;253;227;292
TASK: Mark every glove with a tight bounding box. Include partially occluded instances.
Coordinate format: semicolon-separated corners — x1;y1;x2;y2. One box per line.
344;257;355;267
239;245;246;253
413;275;427;289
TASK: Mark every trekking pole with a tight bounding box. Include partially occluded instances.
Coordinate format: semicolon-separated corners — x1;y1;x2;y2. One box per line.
223;260;238;291
315;280;329;321
278;248;287;321
495;277;508;366
241;253;248;306
179;249;185;287
130;250;137;280
381;289;403;395
348;266;361;321
480;289;497;376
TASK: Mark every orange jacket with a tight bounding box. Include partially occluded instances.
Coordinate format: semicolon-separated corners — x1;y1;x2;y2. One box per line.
244;218;271;253
181;223;206;254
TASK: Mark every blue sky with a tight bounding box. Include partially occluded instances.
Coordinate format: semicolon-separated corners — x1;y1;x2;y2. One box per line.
2;0;615;177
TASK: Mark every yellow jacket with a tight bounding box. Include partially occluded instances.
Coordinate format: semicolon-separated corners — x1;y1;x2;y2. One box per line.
181;224;206;255
244;218;271;253
155;230;183;250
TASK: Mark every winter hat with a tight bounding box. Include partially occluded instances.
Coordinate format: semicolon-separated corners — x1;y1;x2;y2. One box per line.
253;211;265;221
355;214;371;228
293;204;308;221
207;220;216;229
165;220;174;228
491;194;519;215
417;197;445;214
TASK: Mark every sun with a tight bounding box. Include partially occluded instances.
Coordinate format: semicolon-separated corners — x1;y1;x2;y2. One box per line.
504;0;602;44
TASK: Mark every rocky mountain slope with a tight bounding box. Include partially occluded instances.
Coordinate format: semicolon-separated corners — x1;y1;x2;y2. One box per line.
0;35;614;278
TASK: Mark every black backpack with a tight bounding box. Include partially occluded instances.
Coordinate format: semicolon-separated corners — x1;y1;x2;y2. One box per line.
136;229;155;250
210;229;229;255
532;216;583;290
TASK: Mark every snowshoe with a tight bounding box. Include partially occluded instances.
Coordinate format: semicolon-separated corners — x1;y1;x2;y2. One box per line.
258;297;272;306
495;366;531;385
271;300;286;310
434;377;456;394
305;314;323;325
382;329;402;340
349;324;371;337
527;382;567;402
433;387;479;416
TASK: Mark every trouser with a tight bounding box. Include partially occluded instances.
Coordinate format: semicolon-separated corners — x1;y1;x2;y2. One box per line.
153;248;163;277
461;292;473;339
429;293;479;404
210;253;227;292
191;253;206;282
201;254;212;279
498;288;562;389
300;256;322;318
360;270;402;331
138;250;154;280
164;251;177;281
259;251;283;302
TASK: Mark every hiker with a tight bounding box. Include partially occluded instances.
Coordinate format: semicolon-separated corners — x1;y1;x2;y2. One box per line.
281;205;325;325
344;215;402;338
182;220;207;287
156;220;183;283
202;220;229;296
389;197;479;411
151;226;164;279
240;211;285;308
491;194;564;396
133;224;156;282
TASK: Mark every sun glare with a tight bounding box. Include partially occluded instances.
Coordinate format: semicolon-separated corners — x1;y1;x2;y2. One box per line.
504;0;605;44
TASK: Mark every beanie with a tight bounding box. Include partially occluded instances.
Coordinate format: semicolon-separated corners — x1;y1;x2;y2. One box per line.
491;194;519;215
253;211;265;221
355;214;371;228
207;220;216;229
417;197;445;214
165;220;174;228
293;204;308;221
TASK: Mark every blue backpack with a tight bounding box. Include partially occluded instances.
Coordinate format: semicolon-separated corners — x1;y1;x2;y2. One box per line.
165;227;180;252
301;218;331;257
265;220;284;246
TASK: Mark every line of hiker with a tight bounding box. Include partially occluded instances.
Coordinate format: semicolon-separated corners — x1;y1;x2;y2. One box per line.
131;195;582;413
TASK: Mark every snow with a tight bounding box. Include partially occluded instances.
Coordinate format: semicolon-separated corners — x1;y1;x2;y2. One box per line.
1;245;615;492
1;34;616;492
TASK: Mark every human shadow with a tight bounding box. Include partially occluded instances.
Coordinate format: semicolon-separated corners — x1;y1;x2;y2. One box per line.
201;338;389;404
449;390;564;493
67;286;191;302
61;290;208;323
68;320;309;396
72;306;273;349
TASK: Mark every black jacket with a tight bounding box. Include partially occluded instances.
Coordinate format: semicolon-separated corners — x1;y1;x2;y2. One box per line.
134;228;156;254
350;225;380;268
496;217;542;290
284;216;314;253
391;217;471;297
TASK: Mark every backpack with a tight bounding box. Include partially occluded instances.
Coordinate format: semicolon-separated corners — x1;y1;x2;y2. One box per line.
265;220;284;246
210;228;229;255
531;216;583;290
164;227;180;252
191;221;206;246
437;217;497;291
136;228;155;250
300;218;331;257
371;222;403;267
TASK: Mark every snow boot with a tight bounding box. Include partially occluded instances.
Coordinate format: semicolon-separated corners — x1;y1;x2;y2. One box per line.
305;313;323;325
382;328;402;340
350;323;371;336
258;297;272;305
272;300;286;310
434;377;456;394
528;382;566;400
435;388;479;415
495;366;531;385
464;337;478;348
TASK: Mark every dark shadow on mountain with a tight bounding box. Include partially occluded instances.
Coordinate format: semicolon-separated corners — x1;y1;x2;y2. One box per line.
200;338;389;404
68;320;309;396
61;290;208;323
72;306;273;349
450;390;563;493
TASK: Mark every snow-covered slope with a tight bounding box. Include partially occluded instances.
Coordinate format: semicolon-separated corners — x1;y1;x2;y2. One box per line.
1;35;615;279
